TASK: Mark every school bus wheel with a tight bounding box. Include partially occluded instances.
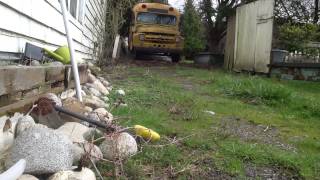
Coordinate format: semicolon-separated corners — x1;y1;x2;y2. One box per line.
171;54;181;63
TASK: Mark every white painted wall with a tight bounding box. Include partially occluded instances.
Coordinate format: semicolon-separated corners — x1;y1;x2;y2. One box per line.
0;0;106;62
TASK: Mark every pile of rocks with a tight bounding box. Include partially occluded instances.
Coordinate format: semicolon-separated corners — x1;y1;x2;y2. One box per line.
0;71;137;180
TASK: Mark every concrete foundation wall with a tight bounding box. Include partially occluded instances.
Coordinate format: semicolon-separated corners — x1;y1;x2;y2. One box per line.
270;63;320;81
0;65;88;109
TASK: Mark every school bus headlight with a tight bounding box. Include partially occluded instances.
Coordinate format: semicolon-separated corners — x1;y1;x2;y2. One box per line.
139;34;145;41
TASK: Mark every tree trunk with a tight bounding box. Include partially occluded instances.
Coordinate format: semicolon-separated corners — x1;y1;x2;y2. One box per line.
314;0;319;24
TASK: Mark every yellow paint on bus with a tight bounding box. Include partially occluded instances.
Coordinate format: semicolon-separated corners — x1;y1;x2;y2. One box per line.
129;3;184;62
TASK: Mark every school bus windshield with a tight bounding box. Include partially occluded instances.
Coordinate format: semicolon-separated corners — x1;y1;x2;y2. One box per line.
137;12;176;25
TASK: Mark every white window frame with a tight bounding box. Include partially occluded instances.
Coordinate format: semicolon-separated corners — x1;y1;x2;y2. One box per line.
65;0;86;25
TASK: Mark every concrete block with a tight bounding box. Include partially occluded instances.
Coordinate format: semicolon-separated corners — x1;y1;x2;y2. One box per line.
270;68;281;75
0;94;10;107
10;92;23;102
0;65;88;109
281;74;294;80
45;66;65;82
67;65;88;85
309;76;320;81
78;65;89;84
23;88;40;98
0;68;14;96
301;68;318;77
11;67;46;92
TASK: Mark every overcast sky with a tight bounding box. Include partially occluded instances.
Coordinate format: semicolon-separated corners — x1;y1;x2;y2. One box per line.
168;0;185;11
168;0;201;11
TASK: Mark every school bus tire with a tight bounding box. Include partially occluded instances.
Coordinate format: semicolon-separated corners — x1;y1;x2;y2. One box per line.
171;54;181;63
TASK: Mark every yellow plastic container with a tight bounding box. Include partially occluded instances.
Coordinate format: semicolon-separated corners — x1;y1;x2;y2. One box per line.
43;46;71;64
54;46;71;64
134;125;160;142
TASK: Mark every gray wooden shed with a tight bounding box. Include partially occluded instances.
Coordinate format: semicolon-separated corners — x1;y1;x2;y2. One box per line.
224;0;275;73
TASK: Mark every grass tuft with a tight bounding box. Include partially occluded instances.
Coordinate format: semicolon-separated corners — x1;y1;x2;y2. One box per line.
217;76;293;105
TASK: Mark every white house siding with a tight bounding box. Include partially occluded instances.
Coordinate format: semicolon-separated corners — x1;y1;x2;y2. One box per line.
0;0;106;62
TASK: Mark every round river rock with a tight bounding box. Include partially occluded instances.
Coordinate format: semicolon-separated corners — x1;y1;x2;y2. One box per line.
6;126;73;174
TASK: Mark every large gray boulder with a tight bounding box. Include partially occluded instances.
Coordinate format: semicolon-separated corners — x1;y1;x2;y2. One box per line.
0;116;14;173
48;167;96;180
102;96;109;102
60;89;76;100
116;89;125;96
83;96;107;109
89;87;101;97
42;93;62;106
56;122;91;143
93;108;108;117
86;80;109;96
0;116;14;155
30;60;40;66
18;174;39;180
72;142;103;164
99;132;137;160
84;106;93;112
8;113;24;130
98;77;110;87
6;126;73;174
15;115;35;136
49;61;64;66
0;113;26;172
58;97;88;125
87;73;97;84
93;108;113;124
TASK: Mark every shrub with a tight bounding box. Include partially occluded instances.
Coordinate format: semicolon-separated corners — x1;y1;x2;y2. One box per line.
279;23;320;52
182;0;205;58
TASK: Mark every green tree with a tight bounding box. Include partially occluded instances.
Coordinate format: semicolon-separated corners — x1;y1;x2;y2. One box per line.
279;23;320;52
199;0;250;51
182;0;205;57
275;0;317;24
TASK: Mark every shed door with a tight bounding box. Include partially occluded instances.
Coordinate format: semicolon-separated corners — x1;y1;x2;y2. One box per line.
254;0;274;73
233;0;274;73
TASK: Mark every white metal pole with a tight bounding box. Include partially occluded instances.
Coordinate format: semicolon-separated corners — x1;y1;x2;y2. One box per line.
59;0;82;102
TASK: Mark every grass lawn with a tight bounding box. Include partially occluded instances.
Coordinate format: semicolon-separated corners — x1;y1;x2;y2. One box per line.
99;63;320;179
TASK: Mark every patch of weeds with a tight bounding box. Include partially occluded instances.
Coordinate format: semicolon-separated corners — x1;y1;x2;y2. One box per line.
245;163;303;180
183;137;214;151
289;97;320;118
97;162;115;178
218;116;295;151
184;157;236;179
169;103;200;121
123;160;145;179
133;145;184;167
216;75;320;119
214;140;318;179
217;76;293;105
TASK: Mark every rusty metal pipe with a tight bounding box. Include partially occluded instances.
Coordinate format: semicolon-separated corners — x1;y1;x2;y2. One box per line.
53;105;112;130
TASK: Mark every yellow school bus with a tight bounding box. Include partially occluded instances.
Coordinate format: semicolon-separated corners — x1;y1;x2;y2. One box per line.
129;2;183;62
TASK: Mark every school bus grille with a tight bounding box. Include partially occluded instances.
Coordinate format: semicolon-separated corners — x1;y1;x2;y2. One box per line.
145;34;175;43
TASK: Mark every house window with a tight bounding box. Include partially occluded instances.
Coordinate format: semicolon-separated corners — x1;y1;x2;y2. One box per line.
65;0;86;24
70;0;78;18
